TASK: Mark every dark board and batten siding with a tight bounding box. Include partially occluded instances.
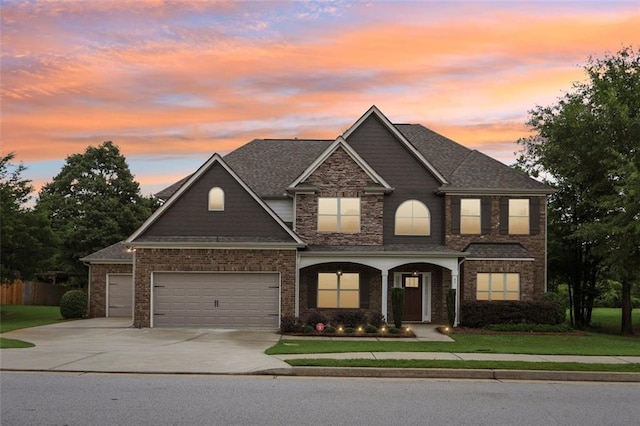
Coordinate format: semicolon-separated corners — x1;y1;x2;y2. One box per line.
345;115;445;244
140;163;293;240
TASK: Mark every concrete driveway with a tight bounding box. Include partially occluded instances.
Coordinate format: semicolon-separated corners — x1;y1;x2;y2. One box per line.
0;318;291;374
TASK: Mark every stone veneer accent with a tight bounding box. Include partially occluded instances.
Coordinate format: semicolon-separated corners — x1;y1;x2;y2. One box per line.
295;147;384;246
445;195;547;301
133;248;296;328
87;263;133;318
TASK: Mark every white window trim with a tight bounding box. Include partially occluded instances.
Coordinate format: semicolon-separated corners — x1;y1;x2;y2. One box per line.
208;187;225;211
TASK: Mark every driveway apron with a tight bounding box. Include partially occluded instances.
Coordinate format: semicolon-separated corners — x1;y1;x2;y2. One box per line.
1;318;290;374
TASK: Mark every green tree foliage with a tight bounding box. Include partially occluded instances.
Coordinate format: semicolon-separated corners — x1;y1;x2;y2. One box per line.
37;142;159;278
0;153;56;283
517;46;640;334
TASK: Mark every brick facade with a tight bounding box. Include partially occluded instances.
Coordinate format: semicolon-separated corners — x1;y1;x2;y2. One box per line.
87;263;133;318
295;147;384;246
133;248;297;327
445;195;547;301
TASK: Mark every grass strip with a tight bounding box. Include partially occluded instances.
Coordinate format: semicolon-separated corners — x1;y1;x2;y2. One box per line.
0;337;35;349
285;358;640;372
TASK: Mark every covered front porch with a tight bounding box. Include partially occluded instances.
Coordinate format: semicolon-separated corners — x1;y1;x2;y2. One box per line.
297;247;465;325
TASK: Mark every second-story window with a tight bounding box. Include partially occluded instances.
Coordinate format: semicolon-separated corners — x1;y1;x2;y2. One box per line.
317;197;360;233
508;199;529;234
395;200;430;235
460;199;481;234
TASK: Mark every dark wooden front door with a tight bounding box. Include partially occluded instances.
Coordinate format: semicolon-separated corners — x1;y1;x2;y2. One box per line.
402;274;422;321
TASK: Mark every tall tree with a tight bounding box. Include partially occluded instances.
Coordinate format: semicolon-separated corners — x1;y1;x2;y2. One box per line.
517;46;640;334
37;141;159;278
0;153;57;283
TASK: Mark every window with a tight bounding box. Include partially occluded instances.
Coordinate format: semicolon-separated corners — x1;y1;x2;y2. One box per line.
318;197;360;233
476;273;520;301
460;199;481;234
395;200;430;235
509;199;529;234
317;272;360;308
208;187;224;211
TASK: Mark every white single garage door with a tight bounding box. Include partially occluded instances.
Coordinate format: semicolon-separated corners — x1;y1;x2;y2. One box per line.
107;274;133;318
152;272;280;328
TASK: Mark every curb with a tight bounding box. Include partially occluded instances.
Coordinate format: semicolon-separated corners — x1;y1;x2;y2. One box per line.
254;367;640;383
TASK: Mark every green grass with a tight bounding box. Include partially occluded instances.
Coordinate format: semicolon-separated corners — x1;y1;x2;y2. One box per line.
1;304;69;349
268;332;640;356
286;358;640;372
589;308;640;334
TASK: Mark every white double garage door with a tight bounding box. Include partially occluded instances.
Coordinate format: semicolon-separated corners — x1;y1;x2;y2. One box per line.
152;272;280;328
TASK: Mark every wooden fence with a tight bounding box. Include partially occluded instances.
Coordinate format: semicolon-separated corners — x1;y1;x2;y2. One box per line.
0;281;67;306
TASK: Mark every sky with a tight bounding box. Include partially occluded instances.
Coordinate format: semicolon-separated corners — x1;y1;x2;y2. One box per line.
2;0;639;200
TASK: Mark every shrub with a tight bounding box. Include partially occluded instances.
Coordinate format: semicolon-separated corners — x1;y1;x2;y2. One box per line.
60;289;87;319
364;324;378;334
302;324;315;334
388;327;400;334
280;316;301;333
368;312;386;328
304;312;328;326
485;323;573;332
446;288;456;327
391;287;404;328
344;327;356;334
324;326;336;334
332;310;367;328
460;300;564;328
541;291;568;324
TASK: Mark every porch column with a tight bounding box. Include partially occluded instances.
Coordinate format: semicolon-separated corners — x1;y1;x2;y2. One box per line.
451;272;460;326
381;271;388;320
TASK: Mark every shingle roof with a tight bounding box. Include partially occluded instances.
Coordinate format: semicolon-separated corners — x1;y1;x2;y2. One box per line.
80;242;132;264
155;120;552;200
224;139;334;198
464;243;533;259
396;124;550;192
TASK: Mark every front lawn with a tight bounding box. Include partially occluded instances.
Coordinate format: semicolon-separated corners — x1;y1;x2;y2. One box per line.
0;304;68;349
267;332;640;356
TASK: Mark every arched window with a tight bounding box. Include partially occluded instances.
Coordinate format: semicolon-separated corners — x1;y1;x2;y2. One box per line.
208;187;224;211
395;200;430;235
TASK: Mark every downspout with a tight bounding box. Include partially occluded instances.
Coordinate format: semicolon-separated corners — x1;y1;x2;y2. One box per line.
455;257;465;327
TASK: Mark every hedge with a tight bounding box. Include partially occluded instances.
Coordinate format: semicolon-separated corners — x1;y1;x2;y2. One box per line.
460;300;564;328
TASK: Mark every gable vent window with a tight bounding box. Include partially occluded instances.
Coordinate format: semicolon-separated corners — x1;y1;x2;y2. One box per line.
208;187;225;211
395;200;430;236
318;197;360;233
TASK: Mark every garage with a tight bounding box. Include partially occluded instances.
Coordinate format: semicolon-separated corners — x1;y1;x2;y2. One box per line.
152;272;280;328
107;274;133;318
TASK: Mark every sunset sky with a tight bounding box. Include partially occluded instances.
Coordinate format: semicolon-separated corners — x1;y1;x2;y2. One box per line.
2;0;639;200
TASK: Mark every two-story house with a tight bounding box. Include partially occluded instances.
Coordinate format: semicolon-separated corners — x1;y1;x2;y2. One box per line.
81;106;552;328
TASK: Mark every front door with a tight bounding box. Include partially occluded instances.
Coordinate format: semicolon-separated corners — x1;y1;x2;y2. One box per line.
402;274;422;321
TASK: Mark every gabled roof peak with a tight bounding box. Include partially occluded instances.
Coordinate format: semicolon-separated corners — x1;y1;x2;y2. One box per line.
288;136;393;193
342;106;449;185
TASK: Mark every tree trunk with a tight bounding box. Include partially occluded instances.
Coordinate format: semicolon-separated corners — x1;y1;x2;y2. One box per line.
621;280;633;335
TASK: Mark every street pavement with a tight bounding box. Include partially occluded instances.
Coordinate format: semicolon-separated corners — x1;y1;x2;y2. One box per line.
1;318;639;381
